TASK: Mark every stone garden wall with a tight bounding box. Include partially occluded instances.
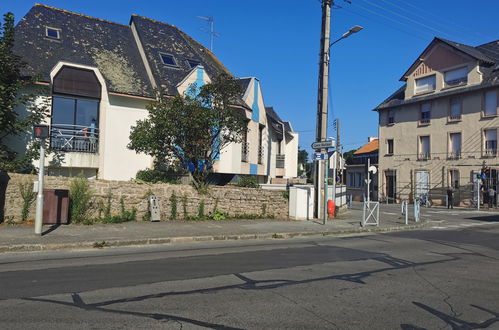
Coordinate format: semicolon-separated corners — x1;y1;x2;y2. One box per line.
3;173;289;222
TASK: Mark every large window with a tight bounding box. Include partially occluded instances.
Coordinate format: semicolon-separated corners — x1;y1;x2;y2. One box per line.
444;67;467;87
448;133;461;159
449;97;462;121
484;90;498;116
51;96;99;153
484;129;497;156
418;136;430;160
415;75;436;94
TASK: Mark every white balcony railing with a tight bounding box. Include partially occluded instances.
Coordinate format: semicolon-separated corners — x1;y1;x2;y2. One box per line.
418;152;431;160
448;150;461;159
50;124;99;153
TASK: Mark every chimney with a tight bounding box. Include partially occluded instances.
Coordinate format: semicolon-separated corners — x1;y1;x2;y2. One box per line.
368;136;378;142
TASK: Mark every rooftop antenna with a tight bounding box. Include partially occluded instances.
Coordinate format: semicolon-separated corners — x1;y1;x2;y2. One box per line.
197;16;220;51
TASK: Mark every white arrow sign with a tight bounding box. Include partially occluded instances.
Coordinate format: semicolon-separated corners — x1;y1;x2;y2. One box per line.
368;165;377;174
365;179;372;184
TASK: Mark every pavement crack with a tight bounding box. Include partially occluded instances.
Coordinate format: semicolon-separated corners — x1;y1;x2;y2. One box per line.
412;267;460;321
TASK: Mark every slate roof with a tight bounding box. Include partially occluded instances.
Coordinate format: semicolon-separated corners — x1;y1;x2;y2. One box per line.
376;37;499;111
354;139;378;155
235;78;252;96
13;5;239;99
13;4;154;97
130;15;231;96
265;106;294;140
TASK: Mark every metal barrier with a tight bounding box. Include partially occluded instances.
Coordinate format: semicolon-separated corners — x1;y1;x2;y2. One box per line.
362;201;379;226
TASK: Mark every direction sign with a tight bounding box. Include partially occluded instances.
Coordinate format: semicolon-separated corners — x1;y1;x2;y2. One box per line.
311;140;335;150
313;152;326;161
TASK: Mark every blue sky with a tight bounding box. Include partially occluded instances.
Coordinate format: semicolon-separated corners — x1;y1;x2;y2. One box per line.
3;1;499;159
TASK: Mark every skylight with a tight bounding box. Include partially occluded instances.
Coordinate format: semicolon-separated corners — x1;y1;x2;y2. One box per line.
159;53;177;66
45;27;60;39
187;59;201;69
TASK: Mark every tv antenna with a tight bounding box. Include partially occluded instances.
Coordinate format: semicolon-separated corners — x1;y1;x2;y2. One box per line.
197;16;220;51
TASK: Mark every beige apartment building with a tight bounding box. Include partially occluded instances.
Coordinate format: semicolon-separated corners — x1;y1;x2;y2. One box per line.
375;37;499;206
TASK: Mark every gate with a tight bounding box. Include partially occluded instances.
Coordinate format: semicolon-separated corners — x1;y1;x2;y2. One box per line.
415;171;430;200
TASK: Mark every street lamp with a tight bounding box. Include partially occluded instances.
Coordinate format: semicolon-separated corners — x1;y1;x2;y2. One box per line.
314;19;363;221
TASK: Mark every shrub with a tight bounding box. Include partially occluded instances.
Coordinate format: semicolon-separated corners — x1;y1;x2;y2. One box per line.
281;190;289;200
169;192;177;220
19;180;36;221
208;209;228;221
135;169;180;184
99;196;136;224
198;200;205;219
69;177;93;223
236;175;260;188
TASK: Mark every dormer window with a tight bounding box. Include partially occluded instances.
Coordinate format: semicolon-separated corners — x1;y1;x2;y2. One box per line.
159;53;178;67
415;75;436;94
444;67;467;87
186;59;201;69
45;27;60;40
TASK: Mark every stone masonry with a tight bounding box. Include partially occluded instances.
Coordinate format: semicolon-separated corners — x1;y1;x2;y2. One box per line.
4;173;289;222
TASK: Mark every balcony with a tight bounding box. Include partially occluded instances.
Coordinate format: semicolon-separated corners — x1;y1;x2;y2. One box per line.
276;154;285;168
258;145;264;165
484;148;497;157
448;150;461;159
50;124;99;153
418;152;431;161
241;142;249;162
449;113;461;121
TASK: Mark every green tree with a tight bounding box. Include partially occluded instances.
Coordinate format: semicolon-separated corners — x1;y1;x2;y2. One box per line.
128;73;246;190
343;149;358;165
0;12;50;173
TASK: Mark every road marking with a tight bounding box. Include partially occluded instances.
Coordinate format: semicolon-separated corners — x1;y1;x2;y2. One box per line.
383;212;397;215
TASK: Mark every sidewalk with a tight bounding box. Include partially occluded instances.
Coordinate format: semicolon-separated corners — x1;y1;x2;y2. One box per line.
0;206;426;253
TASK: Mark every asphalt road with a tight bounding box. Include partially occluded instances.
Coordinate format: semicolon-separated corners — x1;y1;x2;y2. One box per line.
0;218;498;329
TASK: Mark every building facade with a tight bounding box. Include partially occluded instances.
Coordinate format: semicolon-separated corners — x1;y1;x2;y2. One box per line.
345;138;378;202
11;5;298;183
376;37;499;205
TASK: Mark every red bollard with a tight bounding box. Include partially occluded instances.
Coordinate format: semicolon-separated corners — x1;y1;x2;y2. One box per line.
327;200;335;219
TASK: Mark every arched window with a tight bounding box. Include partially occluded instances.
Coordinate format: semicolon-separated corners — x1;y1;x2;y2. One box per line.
50;66;101;153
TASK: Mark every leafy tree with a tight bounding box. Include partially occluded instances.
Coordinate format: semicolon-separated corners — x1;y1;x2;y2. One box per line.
343;149;358;165
298;148;308;166
0;12;50;173
128;73;246;190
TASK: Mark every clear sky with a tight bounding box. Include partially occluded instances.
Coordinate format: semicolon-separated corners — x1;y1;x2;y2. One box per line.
3;1;499;159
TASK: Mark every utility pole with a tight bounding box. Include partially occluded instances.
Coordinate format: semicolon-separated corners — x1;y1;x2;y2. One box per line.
314;0;332;219
336;118;340;183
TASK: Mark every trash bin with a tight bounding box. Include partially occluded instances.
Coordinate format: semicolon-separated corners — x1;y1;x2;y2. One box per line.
43;189;69;224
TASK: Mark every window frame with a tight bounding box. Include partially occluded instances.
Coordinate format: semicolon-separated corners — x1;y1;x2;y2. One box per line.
45;26;61;40
483;127;498;157
387;110;395;125
444;66;468;88
448;131;462;159
159;53;179;67
386;139;394;155
419;102;431;125
418;135;431;160
414;74;436;95
448;97;462;122
482;90;498;118
186;59;201;69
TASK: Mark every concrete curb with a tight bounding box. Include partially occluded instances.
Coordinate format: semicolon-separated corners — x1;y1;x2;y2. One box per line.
0;221;428;253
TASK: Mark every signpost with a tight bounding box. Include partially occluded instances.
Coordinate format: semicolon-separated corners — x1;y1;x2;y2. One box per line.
312;139;335;224
33;125;49;235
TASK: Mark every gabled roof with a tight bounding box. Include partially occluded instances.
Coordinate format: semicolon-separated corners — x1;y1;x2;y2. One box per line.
400;37;495;82
13;4;154;97
265;106;294;140
354;139;378;155
376;37;499;111
13;4;237;99
235;78;252;95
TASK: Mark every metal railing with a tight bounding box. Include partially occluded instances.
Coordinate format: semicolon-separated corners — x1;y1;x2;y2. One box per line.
241;142;249;162
484;148;497;156
258;145;264;164
50;124;99;153
418;152;431;160
449;113;461;121
276;154;285;168
419;118;430;124
448;150;461;159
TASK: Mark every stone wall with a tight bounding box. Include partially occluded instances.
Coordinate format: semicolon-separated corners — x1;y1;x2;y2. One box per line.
3;173;289;222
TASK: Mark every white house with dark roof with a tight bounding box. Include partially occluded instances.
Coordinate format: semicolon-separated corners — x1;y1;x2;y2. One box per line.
11;4;299;183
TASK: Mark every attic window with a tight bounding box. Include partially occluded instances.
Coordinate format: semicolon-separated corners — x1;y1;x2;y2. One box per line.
186;59;201;69
415;75;436;94
159;53;178;67
444;67;467;87
45;27;60;39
